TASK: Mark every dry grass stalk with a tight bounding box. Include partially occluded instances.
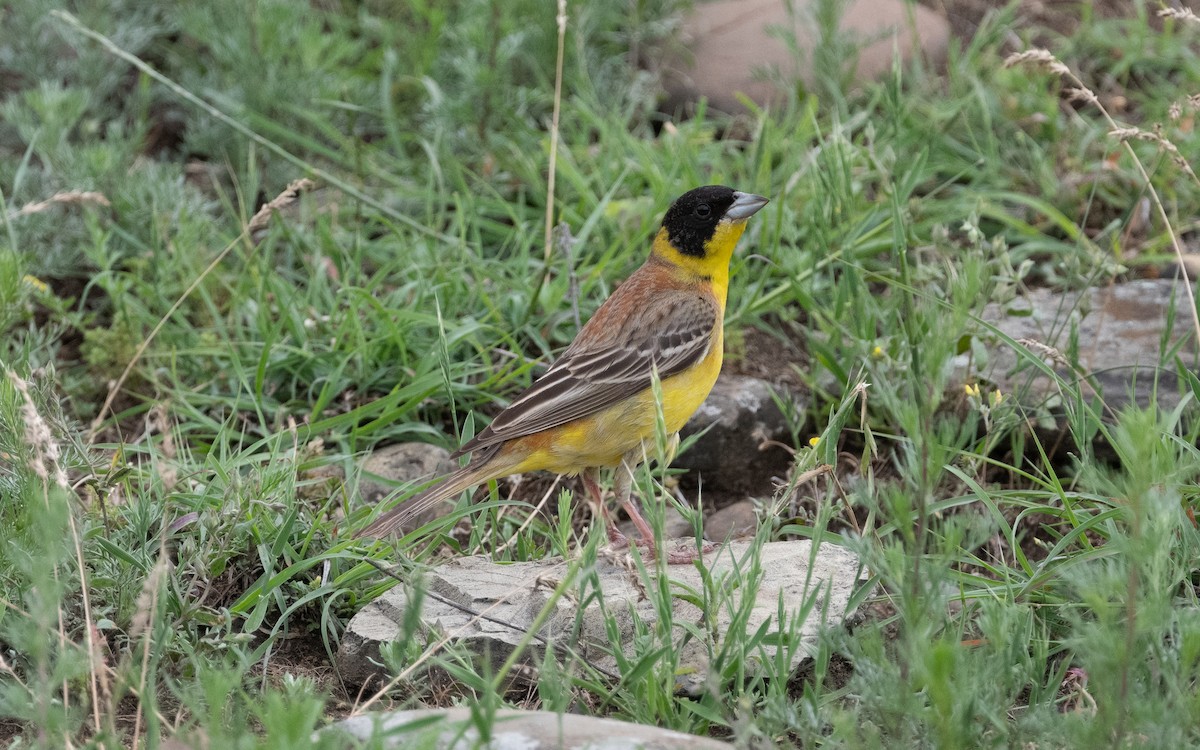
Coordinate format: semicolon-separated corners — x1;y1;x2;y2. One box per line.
1157;8;1199;25
542;0;568;265
11;190;110;219
1016;338;1069;368
131;551;172;748
1002;49;1070;77
7;370;68;491
246;177;317;239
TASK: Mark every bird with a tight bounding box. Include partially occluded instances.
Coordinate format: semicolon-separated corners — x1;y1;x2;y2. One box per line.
357;185;769;563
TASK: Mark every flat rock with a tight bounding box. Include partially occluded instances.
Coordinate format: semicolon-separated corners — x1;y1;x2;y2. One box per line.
359;442;457;532
328;708;734;749
675;374;796;498
339;540;862;691
661;0;951;114
977;280;1199;413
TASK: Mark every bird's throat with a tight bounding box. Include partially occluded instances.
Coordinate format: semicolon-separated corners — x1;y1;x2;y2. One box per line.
650;221;745;299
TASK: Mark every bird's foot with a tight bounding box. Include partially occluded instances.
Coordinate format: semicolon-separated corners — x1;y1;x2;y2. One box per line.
609;533;716;565
662;540;717;565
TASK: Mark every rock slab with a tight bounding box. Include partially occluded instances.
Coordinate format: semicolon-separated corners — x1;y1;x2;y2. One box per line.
675;374;796;498
329;708;734;749
359;442;457;533
339;540;862;690
979;279;1199;412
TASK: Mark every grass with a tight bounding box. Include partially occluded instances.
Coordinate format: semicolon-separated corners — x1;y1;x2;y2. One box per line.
2;0;1200;746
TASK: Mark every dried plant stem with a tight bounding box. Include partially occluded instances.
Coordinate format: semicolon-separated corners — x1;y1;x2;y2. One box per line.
131;549;170;748
68;510;105;738
543;0;568;264
9;190;110;220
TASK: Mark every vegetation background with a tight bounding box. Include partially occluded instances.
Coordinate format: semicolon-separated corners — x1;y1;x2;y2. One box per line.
1;0;1199;746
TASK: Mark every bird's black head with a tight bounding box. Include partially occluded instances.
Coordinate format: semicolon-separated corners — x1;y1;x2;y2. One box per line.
659;185;738;258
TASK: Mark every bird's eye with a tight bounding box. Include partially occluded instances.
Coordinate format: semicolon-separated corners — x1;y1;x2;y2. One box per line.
694;204;712;219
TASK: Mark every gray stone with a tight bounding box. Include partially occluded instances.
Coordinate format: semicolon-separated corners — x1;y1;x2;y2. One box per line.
661;0;951;115
328;708;734;749
675;374;795;497
359;442;457;532
977;280;1199;413
338;540;863;690
704;500;760;542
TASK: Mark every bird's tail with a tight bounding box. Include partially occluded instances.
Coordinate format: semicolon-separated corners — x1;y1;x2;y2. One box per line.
355;449;507;539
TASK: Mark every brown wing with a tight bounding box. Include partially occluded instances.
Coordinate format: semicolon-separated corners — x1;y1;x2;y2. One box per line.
453;290;718;458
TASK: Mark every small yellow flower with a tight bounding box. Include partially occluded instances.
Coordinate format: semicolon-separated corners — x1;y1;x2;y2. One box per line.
22;274;49;294
871;345;884;359
989;389;1004;407
808;436;821;448
964;383;981;398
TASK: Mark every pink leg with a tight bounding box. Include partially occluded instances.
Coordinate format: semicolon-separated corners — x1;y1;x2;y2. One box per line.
612;458;655;542
582;467;627;545
613;455;716;565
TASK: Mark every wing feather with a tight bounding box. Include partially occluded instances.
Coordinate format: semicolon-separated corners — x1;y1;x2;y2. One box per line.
453;291;717;457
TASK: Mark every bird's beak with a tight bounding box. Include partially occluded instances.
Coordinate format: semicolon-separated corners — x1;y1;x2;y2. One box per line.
726;191;770;221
